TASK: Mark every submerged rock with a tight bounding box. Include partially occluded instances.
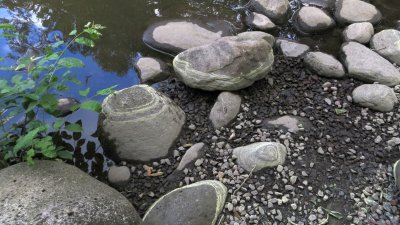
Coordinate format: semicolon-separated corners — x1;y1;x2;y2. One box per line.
294;6;335;34
173;35;274;91
142;180;227;225
0;161;141;225
335;0;382;25
233;142;287;172
370;29;400;66
340;42;400;86
143;19;234;55
55;97;79;117
209;92;242;128
99;84;185;162
277;39;310;58
343;22;374;44
352;84;398;112
134;57;170;84
245;12;276;31
248;0;289;22
304;52;345;78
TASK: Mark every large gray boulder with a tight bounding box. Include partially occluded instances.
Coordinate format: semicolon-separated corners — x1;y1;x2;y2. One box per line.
294;6;335;34
134;57;170;84
143;19;234;55
343;22;374;44
340;42;400;86
233;142;287;172
277;39;310;58
209;92;242;128
173;36;274;91
352;84;398;112
142;180;227;225
248;0;289;22
335;0;382;25
0;161;141;225
370;29;400;66
245;12;276;31
99;85;185;162
304;52;346;78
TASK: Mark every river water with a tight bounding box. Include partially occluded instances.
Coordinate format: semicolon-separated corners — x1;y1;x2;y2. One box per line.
0;0;398;173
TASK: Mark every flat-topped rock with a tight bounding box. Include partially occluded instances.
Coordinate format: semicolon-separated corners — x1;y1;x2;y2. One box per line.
134;57;170;84
245;12;276;31
335;0;382;25
340;42;400;86
343;22;374;44
99;84;186;162
0;161;141;225
248;0;289;23
233;142;287;172
304;52;345;78
209;92;242;128
277;39;310;58
173;35;274;91
294;6;335;34
143;19;234;55
143;180;227;225
370;29;400;66
352;84;398;112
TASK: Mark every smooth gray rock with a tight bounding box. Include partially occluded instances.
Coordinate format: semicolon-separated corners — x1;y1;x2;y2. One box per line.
0;161;141;225
143;19;234;55
300;0;334;8
335;0;382;25
134;57;170;84
263;115;312;133
277;39;310;58
248;0;289;22
176;143;206;171
294;6;335;34
142;180;227;225
394;159;400;189
99;85;185;162
173;36;274;91
370;29;400;65
237;31;275;47
245;12;276;31
304;52;346;78
343;22;374;44
233;142;287;172
340;42;400;86
352;84;398;112
55;97;79;117
108;165;131;186
210;92;242;128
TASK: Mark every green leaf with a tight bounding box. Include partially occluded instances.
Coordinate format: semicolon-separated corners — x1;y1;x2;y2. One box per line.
80;100;102;112
0;24;16;30
26;149;35;165
69;29;77;36
65;123;83;132
58;57;84;68
53;120;64;130
13;126;46;153
74;37;95;47
11;74;23;84
55;83;69;92
96;85;118;95
335;108;347;115
57;150;73;160
36;137;57;158
39;94;58;112
84;22;92;28
51;41;64;48
79;87;90;97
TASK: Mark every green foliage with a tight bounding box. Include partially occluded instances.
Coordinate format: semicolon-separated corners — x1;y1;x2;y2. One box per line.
0;22;117;165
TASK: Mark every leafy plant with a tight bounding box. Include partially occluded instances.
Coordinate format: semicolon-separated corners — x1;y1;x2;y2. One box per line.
0;22;116;165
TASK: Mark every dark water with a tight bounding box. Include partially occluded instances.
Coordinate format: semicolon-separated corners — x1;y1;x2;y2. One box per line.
0;0;398;174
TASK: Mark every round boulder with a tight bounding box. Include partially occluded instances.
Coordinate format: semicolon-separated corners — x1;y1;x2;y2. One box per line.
352;84;398;112
173;36;274;91
304;52;345;78
335;0;382;25
0;160;141;225
143;180;227;225
233;142;287;172
108;165;131;186
248;0;289;23
370;29;400;66
143;19;234;55
294;6;335;34
245;12;276;31
99;84;186;162
343;22;374;44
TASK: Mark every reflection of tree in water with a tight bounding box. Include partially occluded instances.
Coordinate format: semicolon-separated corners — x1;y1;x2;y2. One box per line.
0;0;243;75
